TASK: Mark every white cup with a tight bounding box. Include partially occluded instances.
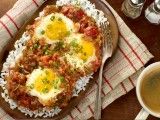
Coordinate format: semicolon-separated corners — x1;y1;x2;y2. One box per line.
135;62;160;120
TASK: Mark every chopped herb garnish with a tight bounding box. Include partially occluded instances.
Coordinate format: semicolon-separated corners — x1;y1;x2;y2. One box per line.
41;30;45;35
52;78;61;89
58;17;62;21
33;43;39;49
69;52;74;56
45;50;52;55
83;59;87;62
54;41;64;51
40;66;44;70
83;52;87;56
70;40;78;48
55;78;60;84
66;31;71;36
29;84;34;89
50;16;55;21
75;0;80;6
42;87;49;94
44;44;50;49
52;61;60;68
78;46;83;53
47;24;52;29
42;78;50;84
59;76;64;82
54;85;58;89
69;68;75;74
74;45;83;53
45;70;49;75
43;44;50;54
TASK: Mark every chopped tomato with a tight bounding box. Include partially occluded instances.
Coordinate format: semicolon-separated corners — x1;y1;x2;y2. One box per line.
61;6;69;14
80;22;88;32
52;53;59;61
40;55;50;66
84;26;99;38
19;98;30;108
91;59;101;72
79;16;89;32
61;5;75;17
74;9;85;20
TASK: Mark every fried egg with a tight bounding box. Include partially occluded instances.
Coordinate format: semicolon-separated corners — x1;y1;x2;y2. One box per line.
26;68;64;106
65;34;97;69
35;13;76;44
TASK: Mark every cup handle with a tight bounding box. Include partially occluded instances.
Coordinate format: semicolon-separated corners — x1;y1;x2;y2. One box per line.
135;108;149;120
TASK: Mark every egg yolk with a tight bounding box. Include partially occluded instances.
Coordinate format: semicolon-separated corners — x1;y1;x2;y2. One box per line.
79;40;95;61
33;69;61;94
45;17;68;40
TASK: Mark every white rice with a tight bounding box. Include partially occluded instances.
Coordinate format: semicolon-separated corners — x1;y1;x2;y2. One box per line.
56;0;108;26
0;0;108;118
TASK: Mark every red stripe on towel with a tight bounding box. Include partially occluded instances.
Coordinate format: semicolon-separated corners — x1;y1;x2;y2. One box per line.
5;13;19;30
0;2;33;30
0;20;13;38
88;105;94;115
69;113;74;120
118;46;137;71
103;43;142;73
121;83;127;94
95;77;105;95
75;106;81;113
32;0;39;7
129;77;135;87
103;75;113;90
102;89;105;96
120;33;144;65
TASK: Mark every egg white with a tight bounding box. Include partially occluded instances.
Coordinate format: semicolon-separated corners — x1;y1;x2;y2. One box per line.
26;68;63;106
65;34;97;69
34;13;77;44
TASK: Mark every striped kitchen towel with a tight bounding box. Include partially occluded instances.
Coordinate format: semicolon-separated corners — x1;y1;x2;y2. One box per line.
0;0;153;120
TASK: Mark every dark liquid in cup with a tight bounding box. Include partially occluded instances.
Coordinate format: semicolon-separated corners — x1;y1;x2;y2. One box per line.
141;70;160;113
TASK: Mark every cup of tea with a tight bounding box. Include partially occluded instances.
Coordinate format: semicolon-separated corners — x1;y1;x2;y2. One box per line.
136;62;160;120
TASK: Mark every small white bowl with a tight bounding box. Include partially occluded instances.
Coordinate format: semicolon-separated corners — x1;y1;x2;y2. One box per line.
136;62;160;118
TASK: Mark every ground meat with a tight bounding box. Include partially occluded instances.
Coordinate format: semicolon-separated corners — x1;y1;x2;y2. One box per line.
17;93;43;110
7;78;42;110
84;26;99;38
9;71;27;85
